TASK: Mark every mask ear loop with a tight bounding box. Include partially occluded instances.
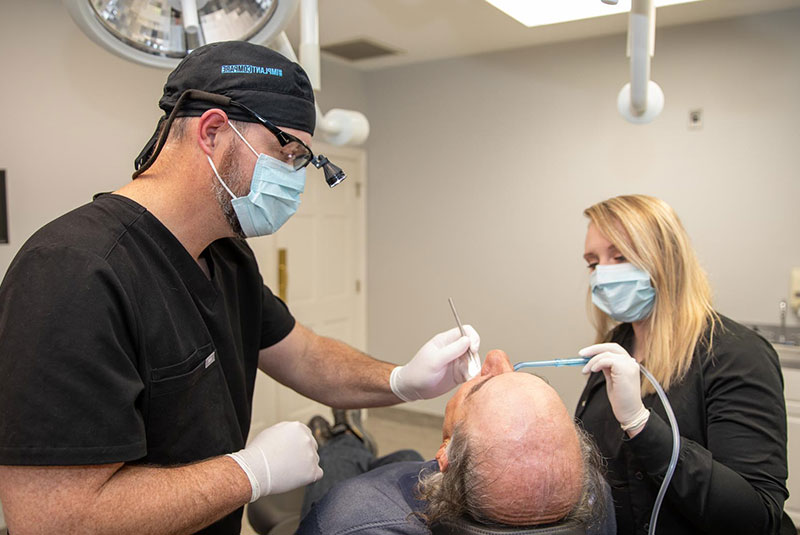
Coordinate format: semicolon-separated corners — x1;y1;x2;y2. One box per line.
209;121;263;200
206;155;236;200
228;121;259;158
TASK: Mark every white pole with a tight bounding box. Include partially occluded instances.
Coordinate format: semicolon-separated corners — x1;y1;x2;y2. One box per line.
616;0;663;124
300;0;321;91
180;0;200;36
270;13;370;145
628;0;655;115
272;32;299;62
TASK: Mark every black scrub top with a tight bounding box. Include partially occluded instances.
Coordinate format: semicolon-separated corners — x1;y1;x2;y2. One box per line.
576;316;790;535
0;194;296;534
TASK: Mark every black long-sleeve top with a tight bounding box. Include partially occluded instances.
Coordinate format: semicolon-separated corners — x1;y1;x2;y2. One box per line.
576;315;790;535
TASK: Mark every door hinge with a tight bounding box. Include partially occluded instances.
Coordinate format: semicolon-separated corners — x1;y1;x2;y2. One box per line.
356;279;361;293
355;182;362;198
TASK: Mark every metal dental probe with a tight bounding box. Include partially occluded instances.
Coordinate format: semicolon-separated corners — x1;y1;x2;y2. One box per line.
447;297;481;378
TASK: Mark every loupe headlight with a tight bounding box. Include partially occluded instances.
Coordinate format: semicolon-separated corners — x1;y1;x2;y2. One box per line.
312;154;346;188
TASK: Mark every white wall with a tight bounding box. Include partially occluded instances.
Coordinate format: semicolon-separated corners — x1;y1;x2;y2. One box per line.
363;9;800;415
0;0;367;278
0;1;164;276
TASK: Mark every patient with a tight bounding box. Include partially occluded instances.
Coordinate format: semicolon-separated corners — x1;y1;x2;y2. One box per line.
295;350;614;535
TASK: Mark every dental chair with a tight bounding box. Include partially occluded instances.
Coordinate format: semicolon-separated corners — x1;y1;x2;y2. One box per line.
247;490;588;535
247;487;305;535
432;518;586;535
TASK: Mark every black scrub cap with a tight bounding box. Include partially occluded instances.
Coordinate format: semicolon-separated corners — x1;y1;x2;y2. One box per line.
133;41;316;178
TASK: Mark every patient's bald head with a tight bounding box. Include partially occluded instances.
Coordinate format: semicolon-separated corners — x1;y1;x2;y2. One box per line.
423;350;592;527
462;370;582;523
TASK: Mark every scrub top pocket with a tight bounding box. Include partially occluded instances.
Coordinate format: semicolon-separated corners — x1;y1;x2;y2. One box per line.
150;344;218;397
145;344;240;463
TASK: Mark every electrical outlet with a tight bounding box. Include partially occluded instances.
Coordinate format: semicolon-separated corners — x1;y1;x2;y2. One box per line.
688;109;703;130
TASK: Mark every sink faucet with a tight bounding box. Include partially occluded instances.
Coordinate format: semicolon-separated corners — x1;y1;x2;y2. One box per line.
779;299;788;343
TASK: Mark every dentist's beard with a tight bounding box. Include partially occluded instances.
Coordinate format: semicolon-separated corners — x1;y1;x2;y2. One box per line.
212;146;250;240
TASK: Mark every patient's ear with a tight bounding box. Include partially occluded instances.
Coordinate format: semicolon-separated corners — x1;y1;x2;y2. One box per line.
435;440;450;472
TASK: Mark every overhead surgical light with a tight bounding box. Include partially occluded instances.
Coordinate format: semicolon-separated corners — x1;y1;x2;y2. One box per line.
63;0;300;69
64;0;370;147
484;0;702;27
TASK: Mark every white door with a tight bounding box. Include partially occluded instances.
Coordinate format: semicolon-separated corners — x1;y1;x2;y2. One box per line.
248;143;367;437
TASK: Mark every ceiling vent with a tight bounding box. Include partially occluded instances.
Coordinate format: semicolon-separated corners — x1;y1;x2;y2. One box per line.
321;38;399;61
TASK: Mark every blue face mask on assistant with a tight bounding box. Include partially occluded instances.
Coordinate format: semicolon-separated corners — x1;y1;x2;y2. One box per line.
207;122;306;237
590;262;656;323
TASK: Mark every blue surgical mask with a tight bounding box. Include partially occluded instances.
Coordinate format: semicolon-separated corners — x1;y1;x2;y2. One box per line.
207;122;305;237
590;263;655;323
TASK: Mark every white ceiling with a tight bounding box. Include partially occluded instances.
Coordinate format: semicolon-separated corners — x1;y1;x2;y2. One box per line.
283;0;800;70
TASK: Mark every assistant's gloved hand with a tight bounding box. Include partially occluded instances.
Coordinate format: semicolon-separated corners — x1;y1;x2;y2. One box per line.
580;343;649;432
227;421;323;503
390;325;481;402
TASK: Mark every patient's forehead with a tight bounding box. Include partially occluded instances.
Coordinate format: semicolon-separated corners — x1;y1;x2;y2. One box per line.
463;373;571;437
470;372;555;406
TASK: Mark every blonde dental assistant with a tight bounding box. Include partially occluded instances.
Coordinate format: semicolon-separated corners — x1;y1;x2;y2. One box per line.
574;195;793;535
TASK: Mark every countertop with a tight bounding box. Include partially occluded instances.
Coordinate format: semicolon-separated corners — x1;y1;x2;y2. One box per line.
777;344;800;370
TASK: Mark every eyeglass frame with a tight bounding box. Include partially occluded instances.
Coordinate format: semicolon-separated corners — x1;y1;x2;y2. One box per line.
225;99;316;172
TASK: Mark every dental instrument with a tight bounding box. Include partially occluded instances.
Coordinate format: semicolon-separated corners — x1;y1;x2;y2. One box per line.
447;298;482;378
515;357;679;535
513;357;590;370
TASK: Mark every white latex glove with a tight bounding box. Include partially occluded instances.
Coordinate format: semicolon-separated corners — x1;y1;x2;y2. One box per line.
390;325;481;402
227;421;323;502
580;343;647;430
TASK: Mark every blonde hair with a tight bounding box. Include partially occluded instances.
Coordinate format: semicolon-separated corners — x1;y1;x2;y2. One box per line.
584;194;718;394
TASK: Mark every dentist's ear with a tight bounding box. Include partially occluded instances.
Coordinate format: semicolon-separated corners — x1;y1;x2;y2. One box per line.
197;108;230;157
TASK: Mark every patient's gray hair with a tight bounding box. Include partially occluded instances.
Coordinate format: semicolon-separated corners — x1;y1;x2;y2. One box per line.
416;422;607;528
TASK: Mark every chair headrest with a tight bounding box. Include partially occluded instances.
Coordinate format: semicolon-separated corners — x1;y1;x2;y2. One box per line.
431;516;587;535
